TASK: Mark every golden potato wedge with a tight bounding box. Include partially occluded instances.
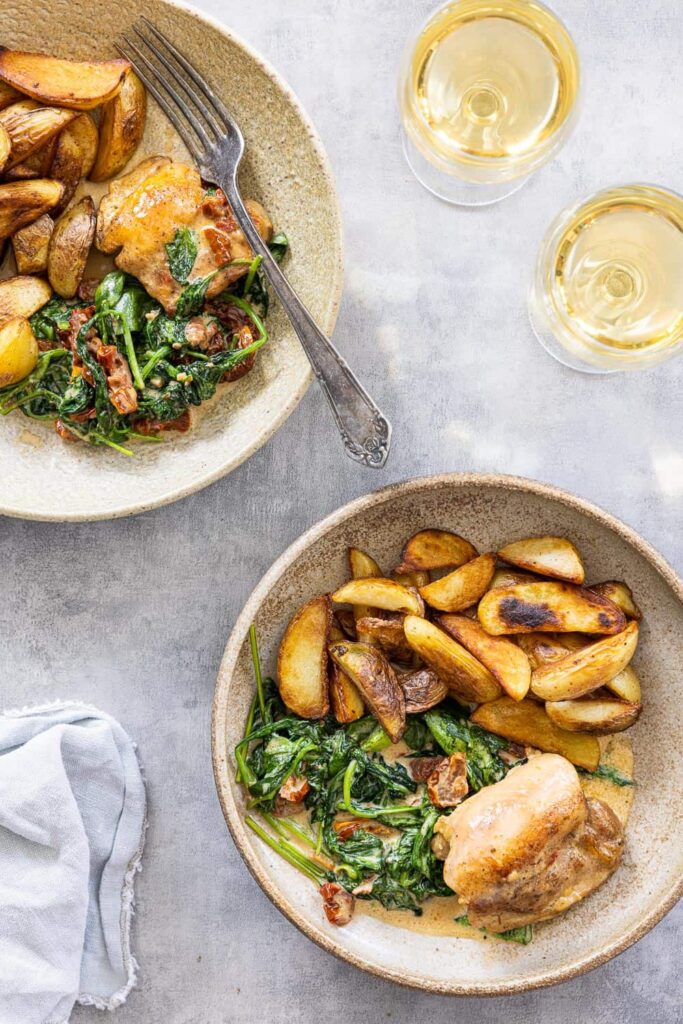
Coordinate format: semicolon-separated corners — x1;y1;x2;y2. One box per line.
48;196;96;298
96;154;171;252
332;577;424;617
0;50;130;110
588;581;642;621
403;615;502;704
4;135;57;181
545;696;641;734
399;668;448;714
0;316;38;386
514;632;571;669
420;553;495;613
437;613;531;701
471;697;600;771
0;275;51;325
328;641;405;741
0;123;10;174
329;662;365;724
605;664;642;703
348;547;382;639
0;81;20;111
90;71;146;182
11;214;54;274
498;536;585;584
277;595;331;718
0;178;63;239
0;100;75;169
478;581;626;636
393;569;430;589
531;622;639;701
355;615;413;663
398;529;478;572
50;113;99;213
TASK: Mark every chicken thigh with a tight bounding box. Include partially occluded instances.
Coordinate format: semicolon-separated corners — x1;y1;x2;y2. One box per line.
434;753;623;932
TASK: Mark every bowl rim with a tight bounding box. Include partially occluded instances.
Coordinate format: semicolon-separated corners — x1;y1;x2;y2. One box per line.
0;0;344;522
212;471;683;996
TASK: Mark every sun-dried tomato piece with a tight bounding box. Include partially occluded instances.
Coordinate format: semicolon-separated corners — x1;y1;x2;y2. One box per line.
320;882;355;926
427;753;468;808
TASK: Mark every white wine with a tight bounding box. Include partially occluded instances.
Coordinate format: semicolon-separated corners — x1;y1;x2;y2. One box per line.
531;186;683;371
399;0;579;195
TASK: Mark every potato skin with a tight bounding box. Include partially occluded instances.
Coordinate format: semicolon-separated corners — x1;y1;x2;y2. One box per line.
403;615;502;704
398;529;478;572
0;316;38;386
12;213;54;274
329;662;365;723
0;178;64;239
399;668;448;714
48;195;96;298
328;641;405;742
355;615;413;662
588;581;642;621
50;113;99;213
348;546;382;640
0;100;75;169
90;71;146;182
530;622;639;701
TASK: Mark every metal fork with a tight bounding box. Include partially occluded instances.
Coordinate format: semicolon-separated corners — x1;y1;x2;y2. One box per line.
116;19;391;468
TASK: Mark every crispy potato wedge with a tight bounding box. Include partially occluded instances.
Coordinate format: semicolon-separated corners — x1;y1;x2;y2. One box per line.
0;50;130;110
329;663;365;724
11;213;54;274
48;195;96;298
588;581;642;621
489;567;539;590
531;622;639;701
398;529;478;572
96;154;171;252
277;595;331;718
514;632;571;669
0;81;20;110
471;697;600;771
348;547;382;639
0;178;63;238
50;113;99;212
5;135;58;181
0;316;38;386
478;581;626;636
605;664;642;703
355;615;413;662
403;615;502;704
399;668;448;714
328;641;405;741
545;696;642;734
437;613;531;701
0;275;51;324
90;71;146;182
0;123;10;173
0;100;75;169
419;553;496;613
393;569;430;589
498;536;585;584
332;577;424;617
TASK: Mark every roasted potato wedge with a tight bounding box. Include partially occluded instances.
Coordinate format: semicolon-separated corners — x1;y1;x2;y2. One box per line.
96;154;171;252
403;615;502;704
588;581;642;621
605;664;642;703
0;100;75;169
531;622;639;701
420;553;495;612
0;123;10;174
437;613;531;701
5;135;58;180
332;577;424;617
329;663;365;724
355;615;413;662
48;195;96;298
0;316;38;387
478;581;626;636
0;275;51;324
11;214;54;274
0;178;63;238
398;529;478;572
0;50;130;110
489;567;539;590
277;595;331;718
545;696;642;734
514;632;572;669
50;113;99;212
471;697;600;771
328;641;405;741
90;71;146;182
498;536;585;584
0;81;20;111
393;569;430;589
399;668;448;714
348;547;382;640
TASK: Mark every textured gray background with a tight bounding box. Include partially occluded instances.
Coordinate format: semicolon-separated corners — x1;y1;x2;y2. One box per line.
1;0;682;1021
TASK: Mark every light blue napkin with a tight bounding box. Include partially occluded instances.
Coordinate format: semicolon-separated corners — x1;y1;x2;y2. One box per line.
0;702;146;1024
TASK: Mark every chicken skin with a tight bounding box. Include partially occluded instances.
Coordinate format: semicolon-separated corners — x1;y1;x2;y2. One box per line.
434;753;623;932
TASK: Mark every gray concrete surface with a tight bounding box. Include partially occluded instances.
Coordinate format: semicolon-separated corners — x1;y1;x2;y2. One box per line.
2;0;682;1020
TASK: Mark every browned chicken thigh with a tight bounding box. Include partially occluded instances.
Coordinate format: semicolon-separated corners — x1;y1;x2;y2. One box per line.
434;753;623;932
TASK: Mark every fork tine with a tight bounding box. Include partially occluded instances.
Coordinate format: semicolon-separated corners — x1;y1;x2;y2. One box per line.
117;37;211;160
139;17;238;133
132;25;223;138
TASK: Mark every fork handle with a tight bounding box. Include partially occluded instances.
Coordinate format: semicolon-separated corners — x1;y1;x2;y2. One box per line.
220;179;392;468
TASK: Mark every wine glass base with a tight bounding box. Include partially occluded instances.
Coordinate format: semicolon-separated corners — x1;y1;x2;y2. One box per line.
527;286;618;375
401;131;529;207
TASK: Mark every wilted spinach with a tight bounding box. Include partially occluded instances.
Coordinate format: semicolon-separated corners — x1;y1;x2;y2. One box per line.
165;227;199;283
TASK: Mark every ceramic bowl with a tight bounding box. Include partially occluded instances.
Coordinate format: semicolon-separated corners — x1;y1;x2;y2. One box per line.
1;0;342;520
212;473;683;995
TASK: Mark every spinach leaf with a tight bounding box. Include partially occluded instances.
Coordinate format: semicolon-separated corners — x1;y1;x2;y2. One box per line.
58;375;93;417
455;915;533;944
269;232;289;263
578;764;634;787
176;271;217;318
424;708;508;791
165;227;199;283
30;298;77;341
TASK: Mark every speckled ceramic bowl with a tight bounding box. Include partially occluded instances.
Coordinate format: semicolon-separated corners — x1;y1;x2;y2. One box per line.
0;0;342;520
212;473;683;995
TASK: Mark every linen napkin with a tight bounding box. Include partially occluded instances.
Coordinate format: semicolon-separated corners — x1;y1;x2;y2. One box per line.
0;702;146;1024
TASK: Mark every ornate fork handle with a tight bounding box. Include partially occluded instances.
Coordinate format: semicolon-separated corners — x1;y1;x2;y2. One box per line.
221;179;392;468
